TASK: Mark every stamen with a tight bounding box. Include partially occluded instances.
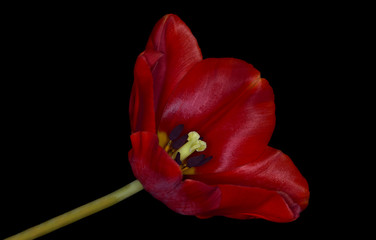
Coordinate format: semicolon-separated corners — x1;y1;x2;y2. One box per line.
186;155;205;167
169;124;184;141
180;166;190;172
171;134;188;150
187;155;213;167
200;156;213;166
164;140;172;152
175;152;182;165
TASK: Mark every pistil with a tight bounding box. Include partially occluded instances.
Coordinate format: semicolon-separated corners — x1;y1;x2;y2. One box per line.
172;131;206;160
163;125;213;174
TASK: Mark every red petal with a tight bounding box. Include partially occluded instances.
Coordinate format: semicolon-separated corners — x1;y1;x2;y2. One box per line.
143;14;203;127
197;184;299;222
166;179;221;215
129;131;181;189
159;58;275;173
129;131;221;215
129;55;156;133
190;147;310;220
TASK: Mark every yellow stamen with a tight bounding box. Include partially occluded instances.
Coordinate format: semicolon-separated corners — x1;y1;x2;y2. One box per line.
182;167;195;175
180;166;190;172
164;140;172;152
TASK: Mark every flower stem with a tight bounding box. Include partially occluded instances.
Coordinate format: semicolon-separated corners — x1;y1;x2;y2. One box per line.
5;180;144;240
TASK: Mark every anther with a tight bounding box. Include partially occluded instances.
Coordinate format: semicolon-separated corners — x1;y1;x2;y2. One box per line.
175;152;182;166
200;156;213;166
171;134;188;150
186;155;205;167
187;155;213;167
169;124;184;141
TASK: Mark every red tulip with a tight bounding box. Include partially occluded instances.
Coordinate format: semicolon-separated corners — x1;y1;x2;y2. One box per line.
129;14;309;222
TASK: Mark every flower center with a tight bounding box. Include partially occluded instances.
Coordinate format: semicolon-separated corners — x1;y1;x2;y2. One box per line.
160;124;212;174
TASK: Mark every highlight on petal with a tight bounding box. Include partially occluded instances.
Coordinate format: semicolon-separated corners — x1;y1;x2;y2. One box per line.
128;131;221;215
142;14;203;127
189;147;310;221
159;58;275;173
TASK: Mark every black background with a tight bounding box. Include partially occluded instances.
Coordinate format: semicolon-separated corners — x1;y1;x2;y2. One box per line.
1;2;355;239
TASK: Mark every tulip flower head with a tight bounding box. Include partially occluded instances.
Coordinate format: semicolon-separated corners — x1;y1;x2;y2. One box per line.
129;14;309;222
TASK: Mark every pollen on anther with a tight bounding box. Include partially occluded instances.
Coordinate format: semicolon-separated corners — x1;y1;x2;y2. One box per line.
200;156;213;166
175;152;182;165
187;154;205;167
169;124;184;141
171;134;188;149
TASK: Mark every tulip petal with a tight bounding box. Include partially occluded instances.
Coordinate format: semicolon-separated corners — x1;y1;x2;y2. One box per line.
143;14;203;127
167;179;221;215
129;131;221;215
129;55;156;133
159;58;275;173
197;184;299;222
129;131;181;189
189;147;309;221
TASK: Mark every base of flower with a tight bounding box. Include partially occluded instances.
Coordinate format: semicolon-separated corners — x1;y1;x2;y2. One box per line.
5;180;144;240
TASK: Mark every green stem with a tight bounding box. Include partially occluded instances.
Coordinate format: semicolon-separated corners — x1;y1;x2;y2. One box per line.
5;180;144;240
